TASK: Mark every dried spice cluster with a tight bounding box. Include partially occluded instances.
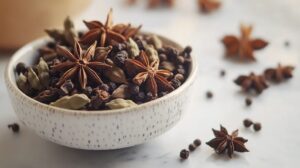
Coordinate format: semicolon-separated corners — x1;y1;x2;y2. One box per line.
15;9;192;110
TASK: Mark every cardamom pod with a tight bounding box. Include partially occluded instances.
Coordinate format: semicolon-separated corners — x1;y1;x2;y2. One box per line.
16;73;29;93
145;45;159;69
106;98;137;109
50;94;90;110
127;38;140;58
148;35;162;49
63;16;77;46
111;84;130;99
36;58;49;88
27;68;42;90
104;65;128;84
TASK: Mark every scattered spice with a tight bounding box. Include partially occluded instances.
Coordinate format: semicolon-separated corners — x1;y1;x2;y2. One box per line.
243;119;253;128
220;69;226;77
8;123;20;133
198;0;221;13
179;149;189;159
234;72;268;94
193;139;201;147
284;41;290;47
148;0;175;8
206;91;213;99
206;125;249;158
188;144;196;151
222;25;268;61
264;64;295;82
245;97;252;106
253;123;262;132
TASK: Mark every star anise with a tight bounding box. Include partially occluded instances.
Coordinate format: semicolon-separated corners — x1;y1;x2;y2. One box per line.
222;25;268;61
148;0;175;8
45;17;77;46
264;64;295;82
234;72;268;94
52;39;112;89
80;8;142;47
206;125;249;158
198;0;221;13
125;51;174;97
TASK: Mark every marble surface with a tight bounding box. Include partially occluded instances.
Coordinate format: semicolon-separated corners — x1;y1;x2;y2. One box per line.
1;0;300;167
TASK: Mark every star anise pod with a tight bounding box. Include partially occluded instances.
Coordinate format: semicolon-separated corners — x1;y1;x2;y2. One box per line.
234;72;268;94
45;17;77;46
222;25;268;61
198;0;221;13
264;64;295;82
52;39;112;89
148;0;175;8
206;125;249;158
80;8;142;47
125;51;174;97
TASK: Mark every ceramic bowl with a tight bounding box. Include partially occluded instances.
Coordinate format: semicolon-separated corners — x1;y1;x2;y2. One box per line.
5;34;197;150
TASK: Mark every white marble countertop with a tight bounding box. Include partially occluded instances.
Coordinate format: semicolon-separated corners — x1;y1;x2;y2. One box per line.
1;0;300;167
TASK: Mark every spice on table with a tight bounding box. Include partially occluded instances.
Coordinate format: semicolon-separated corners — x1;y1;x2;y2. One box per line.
253;123;262;131
198;0;221;13
193;139;201;147
243;119;253;128
148;0;175;8
284;41;290;47
8;123;20;133
220;69;226;77
245;97;252;106
234;72;268;94
188;144;196;151
179;149;189;159
222;25;268;61
206;125;249;158
264;64;295;82
206;91;213;99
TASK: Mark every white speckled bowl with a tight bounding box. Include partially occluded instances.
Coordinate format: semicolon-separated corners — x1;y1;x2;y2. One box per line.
5;34;197;150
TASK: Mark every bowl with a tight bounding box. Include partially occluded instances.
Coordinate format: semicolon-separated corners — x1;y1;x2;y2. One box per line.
4;33;198;150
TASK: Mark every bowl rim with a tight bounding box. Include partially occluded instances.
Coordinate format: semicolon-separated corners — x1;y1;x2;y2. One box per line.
5;33;198;115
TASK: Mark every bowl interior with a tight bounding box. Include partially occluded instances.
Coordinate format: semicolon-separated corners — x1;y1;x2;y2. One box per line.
6;33;198;115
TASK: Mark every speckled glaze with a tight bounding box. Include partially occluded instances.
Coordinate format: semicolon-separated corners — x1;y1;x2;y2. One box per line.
5;34;197;150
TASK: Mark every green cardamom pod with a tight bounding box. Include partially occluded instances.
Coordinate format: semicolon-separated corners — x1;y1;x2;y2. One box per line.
28;68;42;90
111;84;130;99
16;73;29;93
50;94;90;110
145;45;159;69
36;58;49;88
148;35;162;49
104;65;128;84
106;98;137;109
127;38;140;58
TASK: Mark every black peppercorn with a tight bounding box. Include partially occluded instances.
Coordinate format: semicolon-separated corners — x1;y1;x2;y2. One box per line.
135;39;146;50
174;73;184;82
159;53;168;61
83;86;93;96
135;92;145;101
171;78;181;88
220;69;226;77
193;139;201;147
176;56;185;64
245;98;252;106
183;46;192;55
107;82;117;92
99;83;110;92
16;62;26;74
113;43;127;52
253;123;262;131
243;119;253;128
206;91;213;99
60;80;74;95
179;149;189;159
8;123;20;133
188;144;196;151
129;83;139;95
114;50;128;65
